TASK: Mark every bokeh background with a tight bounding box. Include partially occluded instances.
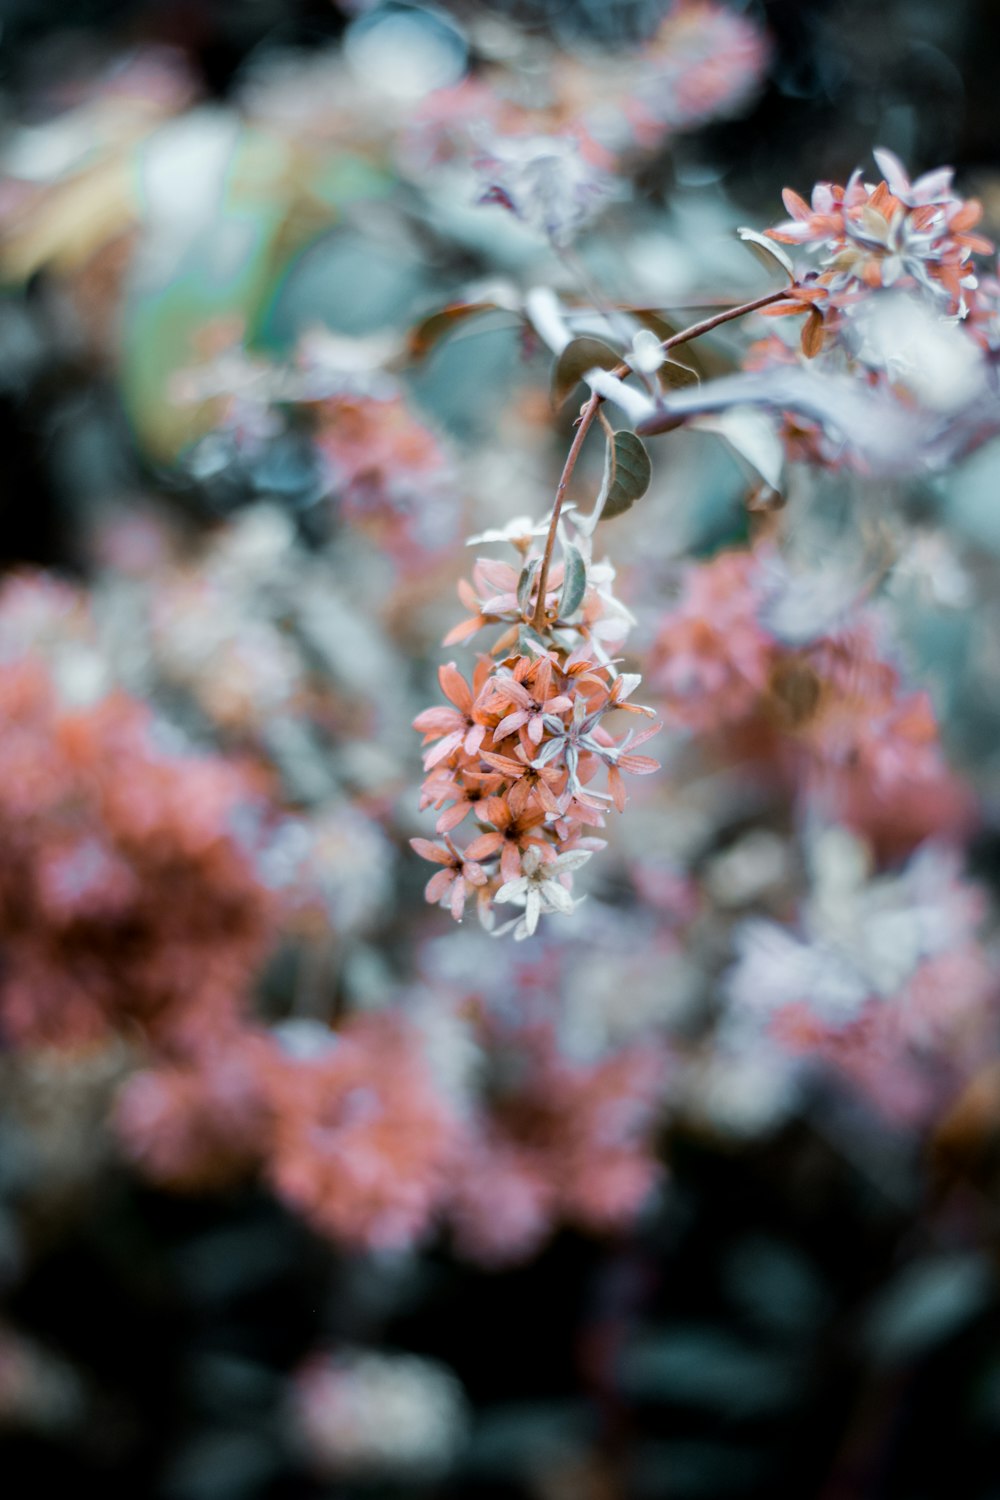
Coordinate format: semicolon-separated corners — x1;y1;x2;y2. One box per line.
2;2;1000;1497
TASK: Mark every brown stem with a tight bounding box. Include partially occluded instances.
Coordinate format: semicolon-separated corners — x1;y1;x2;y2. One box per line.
657;287;787;353
529;287;786;632
531;392;601;631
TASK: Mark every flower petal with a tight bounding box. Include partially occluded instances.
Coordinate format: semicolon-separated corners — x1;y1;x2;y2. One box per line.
410;838;454;865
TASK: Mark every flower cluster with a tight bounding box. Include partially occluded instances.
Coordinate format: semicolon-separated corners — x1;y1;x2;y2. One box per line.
648;548;968;852
407;0;768;184
311;387;458;565
724;831;994;1124
412;529;660;937
116;997;668;1264
264;1013;458;1251
0;579;274;1052
177;335;459;568
449;1021;666;1266
763;149;993;350
116;1010;461;1252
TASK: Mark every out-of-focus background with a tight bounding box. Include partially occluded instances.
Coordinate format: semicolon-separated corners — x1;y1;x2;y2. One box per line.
2;2;1000;1497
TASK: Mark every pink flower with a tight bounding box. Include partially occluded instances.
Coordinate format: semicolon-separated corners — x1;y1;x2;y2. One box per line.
265;1013;457;1252
412;660;491;769
410;836;489;921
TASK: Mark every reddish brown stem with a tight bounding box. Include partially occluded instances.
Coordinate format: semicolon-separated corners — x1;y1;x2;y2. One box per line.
658;287;787;353
529;287;786;630
531;392;601;631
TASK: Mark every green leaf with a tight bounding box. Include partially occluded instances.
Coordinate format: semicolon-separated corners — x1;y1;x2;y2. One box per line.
558;544;588;618
550;336;620;411
591;430;652;526
517;558;540;615
659;358;700;392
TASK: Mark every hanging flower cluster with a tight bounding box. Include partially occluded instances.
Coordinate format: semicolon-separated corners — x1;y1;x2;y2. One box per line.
412;527;661;938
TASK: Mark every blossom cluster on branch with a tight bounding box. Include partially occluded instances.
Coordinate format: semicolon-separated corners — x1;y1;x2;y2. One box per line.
413;526;661;937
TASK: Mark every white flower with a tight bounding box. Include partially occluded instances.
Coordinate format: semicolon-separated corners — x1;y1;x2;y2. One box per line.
465;510;575;548
493;847;592;938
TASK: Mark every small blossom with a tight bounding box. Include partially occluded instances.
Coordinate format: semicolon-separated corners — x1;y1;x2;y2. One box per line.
410;836;489;921
494;846;591;938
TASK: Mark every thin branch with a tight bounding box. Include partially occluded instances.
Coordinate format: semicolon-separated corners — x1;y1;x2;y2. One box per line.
531;392;601;631
529;287;787;631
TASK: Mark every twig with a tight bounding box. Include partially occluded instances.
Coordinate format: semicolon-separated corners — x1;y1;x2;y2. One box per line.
529;288;787;630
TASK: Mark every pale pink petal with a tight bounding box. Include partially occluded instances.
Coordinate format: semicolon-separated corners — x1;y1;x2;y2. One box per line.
425;868;455;903
439;663;473;714
443;617;484;646
617;754;660;774
464;724;486;755
413;706;464;736
464;831;504;860
494;709;530;741
423;730;465;768
410;838;454;865
436;801;472;833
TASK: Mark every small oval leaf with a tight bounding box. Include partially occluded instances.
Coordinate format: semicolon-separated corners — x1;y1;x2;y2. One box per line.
558;543;588;617
800;307;825;359
517;558;540;615
551;336;621;411
601;430;652;521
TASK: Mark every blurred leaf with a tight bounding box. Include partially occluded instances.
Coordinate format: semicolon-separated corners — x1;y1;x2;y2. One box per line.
162;1429;282;1500
736;226;794;280
632;309;730;379
618;1326;802;1416
551;335;620;410
408;300;511;360
558;543;587;616
632;1439;772;1498
691;407;784;494
633;365;934;474
463;1401;590;1480
865;1254;995;1364
722;1236;832;1340
660;358;700;392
